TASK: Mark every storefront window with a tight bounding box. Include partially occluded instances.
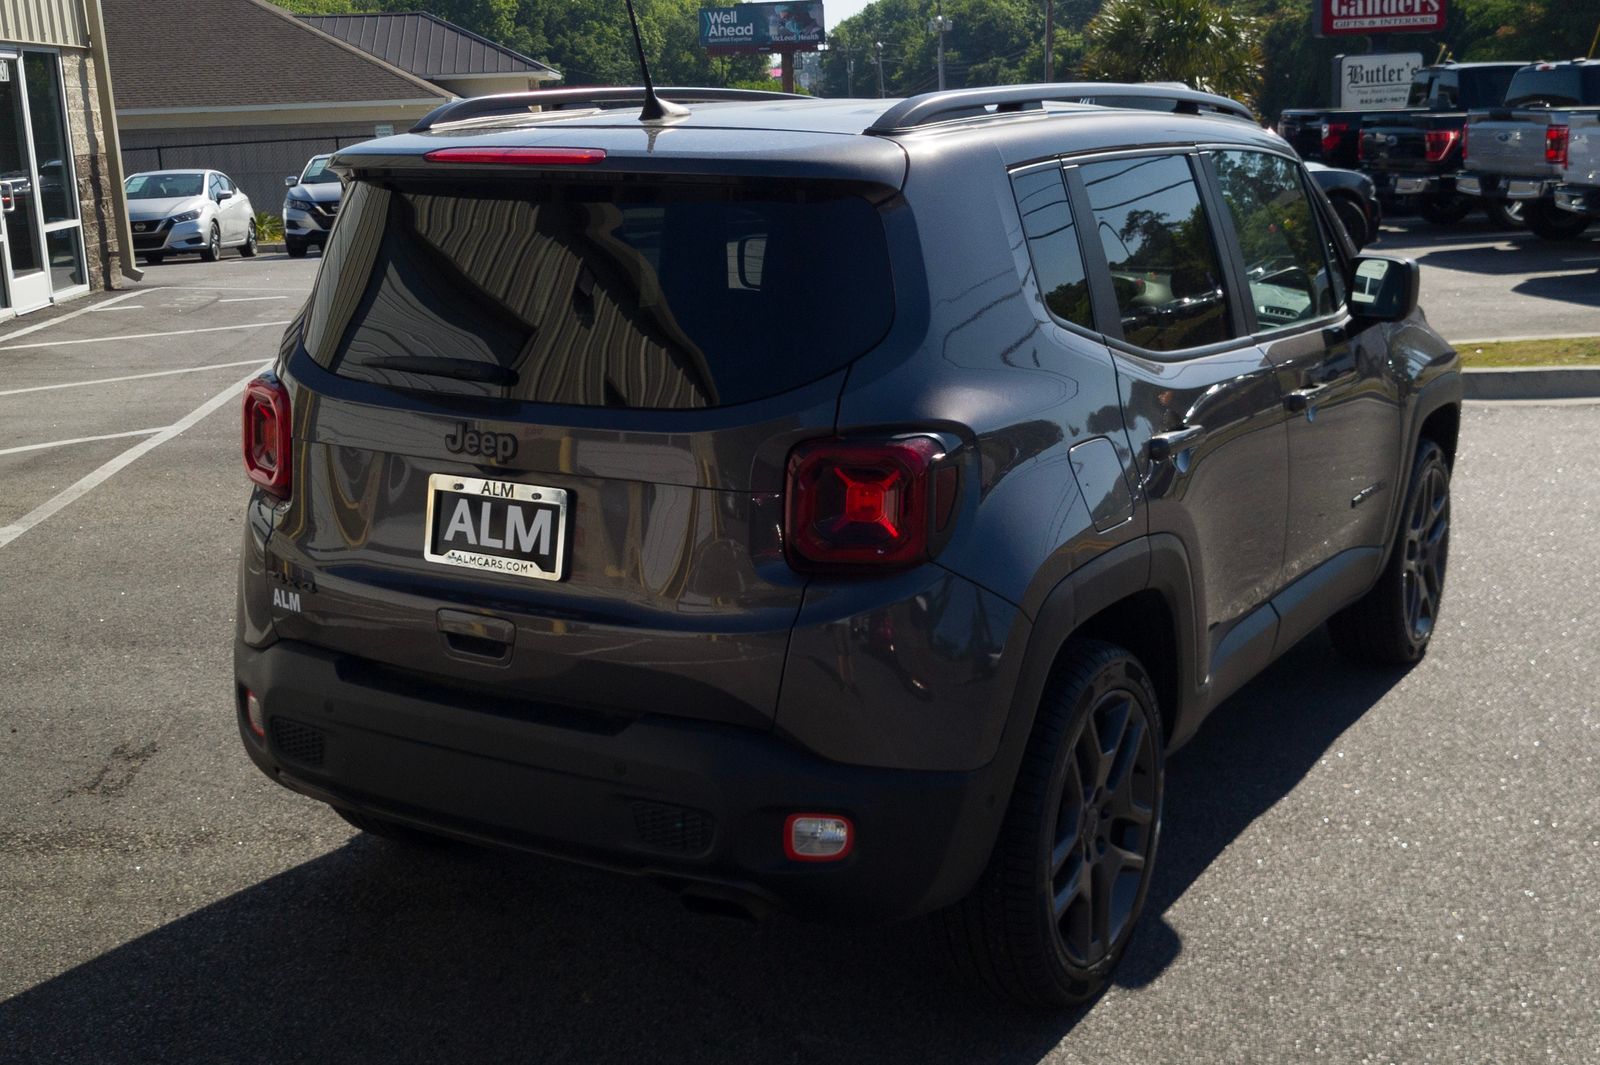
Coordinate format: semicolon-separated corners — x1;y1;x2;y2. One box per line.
23;51;74;225
46;227;82;289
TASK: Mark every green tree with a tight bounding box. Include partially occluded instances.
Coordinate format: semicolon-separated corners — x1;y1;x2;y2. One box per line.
1081;0;1263;106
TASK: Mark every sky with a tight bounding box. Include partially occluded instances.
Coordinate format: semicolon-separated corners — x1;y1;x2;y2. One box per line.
823;0;873;30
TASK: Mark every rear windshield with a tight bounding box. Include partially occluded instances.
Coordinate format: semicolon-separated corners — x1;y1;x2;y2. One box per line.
301;178;895;409
1504;66;1600;108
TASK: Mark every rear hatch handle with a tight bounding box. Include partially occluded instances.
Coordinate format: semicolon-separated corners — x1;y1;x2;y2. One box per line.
437;608;516;665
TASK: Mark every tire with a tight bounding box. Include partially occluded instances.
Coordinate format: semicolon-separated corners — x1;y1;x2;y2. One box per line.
942;640;1165;1008
1524;201;1592;242
1416;194;1474;226
1331;195;1369;250
200;223;221;262
285;237;308;259
333;806;447;846
142;253;163;265
240;220;258;257
1328;440;1451;665
1484;200;1525;229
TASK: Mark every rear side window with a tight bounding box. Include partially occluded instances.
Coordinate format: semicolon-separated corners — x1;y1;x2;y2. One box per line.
1212;151;1339;332
1010;167;1092;329
302;178;895;409
1078;154;1232;352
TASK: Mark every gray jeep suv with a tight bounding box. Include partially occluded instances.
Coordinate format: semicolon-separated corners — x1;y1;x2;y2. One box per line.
236;84;1459;1007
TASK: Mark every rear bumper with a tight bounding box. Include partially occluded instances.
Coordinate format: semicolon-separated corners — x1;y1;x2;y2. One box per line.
1392;174;1445;197
1554;184;1600;218
235;639;1009;921
1457;172;1552;200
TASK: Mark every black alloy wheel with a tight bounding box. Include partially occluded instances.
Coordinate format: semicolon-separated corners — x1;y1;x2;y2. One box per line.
944;640;1164;1007
200;222;221;262
1329;439;1452;664
240;221;258;258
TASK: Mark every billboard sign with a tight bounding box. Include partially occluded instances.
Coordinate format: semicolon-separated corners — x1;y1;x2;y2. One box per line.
1317;0;1446;36
1337;52;1424;107
700;3;825;54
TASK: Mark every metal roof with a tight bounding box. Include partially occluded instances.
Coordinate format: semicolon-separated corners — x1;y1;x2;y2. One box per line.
300;12;560;81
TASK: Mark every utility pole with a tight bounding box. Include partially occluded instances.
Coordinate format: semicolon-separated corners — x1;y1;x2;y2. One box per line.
928;0;952;91
1044;0;1054;82
846;51;856;96
874;40;886;97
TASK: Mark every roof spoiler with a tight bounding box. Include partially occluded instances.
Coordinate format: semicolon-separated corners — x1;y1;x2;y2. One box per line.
411;87;811;132
866;83;1256;134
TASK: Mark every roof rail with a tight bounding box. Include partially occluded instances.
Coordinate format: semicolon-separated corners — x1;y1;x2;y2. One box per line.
866;83;1256;134
412;87;811;132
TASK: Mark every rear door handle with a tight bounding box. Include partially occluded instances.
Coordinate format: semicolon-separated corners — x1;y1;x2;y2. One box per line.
1147;425;1205;464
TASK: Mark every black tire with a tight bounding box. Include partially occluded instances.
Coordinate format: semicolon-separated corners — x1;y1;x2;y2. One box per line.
200;223;221;262
1524;201;1592;242
942;640;1165;1008
1484;200;1525;229
1416;194;1474;226
285;237;308;259
240;220;258;257
142;253;163;265
1330;195;1369;250
333;806;447;846
1328;440;1451;665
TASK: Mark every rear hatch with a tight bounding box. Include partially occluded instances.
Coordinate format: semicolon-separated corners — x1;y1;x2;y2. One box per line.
1465;111;1562;178
266;131;907;731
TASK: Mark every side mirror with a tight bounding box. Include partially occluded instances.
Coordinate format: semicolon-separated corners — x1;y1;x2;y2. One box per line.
284;175;298;187
1348;255;1420;322
217;189;233;201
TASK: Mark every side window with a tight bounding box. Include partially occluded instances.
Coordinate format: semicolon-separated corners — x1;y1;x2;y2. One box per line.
1078;154;1232;352
219;175;234;195
1212;150;1338;332
1433;74;1459;109
207;174;220;201
1009;166;1093;329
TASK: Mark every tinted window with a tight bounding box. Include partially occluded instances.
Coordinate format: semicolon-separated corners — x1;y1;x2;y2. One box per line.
1433;73;1459;109
1078;154;1231;352
1406;72;1436;107
1461;67;1518;109
1010;167;1092;329
301;157;338;184
1505;66;1600;108
303;180;895;409
1213;151;1338;332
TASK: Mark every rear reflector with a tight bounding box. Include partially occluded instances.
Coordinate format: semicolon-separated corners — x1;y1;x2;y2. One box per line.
785;814;854;862
423;146;607;165
242;375;292;498
785;436;948;571
244;689;265;739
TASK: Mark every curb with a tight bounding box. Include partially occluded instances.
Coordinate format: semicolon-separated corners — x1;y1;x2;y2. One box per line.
258;241;286;253
1463;367;1600;401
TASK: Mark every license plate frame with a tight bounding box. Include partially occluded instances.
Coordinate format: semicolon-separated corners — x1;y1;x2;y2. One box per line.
422;473;569;582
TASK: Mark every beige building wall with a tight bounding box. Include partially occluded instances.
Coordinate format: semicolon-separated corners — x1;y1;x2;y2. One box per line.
0;0;87;49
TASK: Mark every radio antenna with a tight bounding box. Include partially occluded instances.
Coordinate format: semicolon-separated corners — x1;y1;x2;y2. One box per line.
621;0;689;123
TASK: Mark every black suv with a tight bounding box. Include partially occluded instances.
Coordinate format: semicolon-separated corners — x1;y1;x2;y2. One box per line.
236;84;1459;1007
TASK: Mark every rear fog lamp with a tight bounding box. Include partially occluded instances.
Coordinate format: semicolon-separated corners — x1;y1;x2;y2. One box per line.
244;689;265;738
785;814;854;862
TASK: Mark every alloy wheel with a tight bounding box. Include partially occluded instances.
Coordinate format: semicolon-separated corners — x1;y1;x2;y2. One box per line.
1047;687;1159;967
1401;461;1450;642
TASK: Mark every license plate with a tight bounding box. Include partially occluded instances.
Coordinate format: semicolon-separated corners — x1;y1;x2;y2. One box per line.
423;474;568;582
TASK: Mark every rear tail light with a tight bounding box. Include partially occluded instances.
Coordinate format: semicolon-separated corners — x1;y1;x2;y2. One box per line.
1546;125;1570;167
244;689;265;739
784;436;955;571
1321;121;1348;158
423;146;607;165
1423;129;1460;163
243;375;292;498
784;814;854;862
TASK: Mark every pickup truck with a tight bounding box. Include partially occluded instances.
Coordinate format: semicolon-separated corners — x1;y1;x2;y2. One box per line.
1356;62;1525;225
1458;60;1600;240
1553;114;1600;221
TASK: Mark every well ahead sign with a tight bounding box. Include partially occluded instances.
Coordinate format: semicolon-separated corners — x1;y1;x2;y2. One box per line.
1317;0;1447;36
700;3;825;54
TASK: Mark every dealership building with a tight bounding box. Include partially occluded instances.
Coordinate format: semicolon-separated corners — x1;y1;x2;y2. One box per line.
0;0;135;317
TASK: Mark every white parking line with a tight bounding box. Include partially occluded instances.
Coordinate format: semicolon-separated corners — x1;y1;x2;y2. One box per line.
0;320;293;352
0;366;267;551
0;427;166;457
89;304;145;312
0;290;146;345
219;296;290;303
0;359;269;397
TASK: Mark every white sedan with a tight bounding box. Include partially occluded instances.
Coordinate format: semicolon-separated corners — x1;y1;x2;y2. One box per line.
125;169;257;263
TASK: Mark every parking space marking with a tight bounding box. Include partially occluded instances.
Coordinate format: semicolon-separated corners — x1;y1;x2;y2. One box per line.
0;290;146;345
0;359;269;397
0;365;267;551
0;427;166;457
0;320;293;352
219;296;291;303
89;304;145;312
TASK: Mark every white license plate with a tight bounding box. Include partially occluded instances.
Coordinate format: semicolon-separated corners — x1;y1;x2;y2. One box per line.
422;474;569;582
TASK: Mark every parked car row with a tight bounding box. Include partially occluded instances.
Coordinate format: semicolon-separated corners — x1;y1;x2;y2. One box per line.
1280;58;1598;240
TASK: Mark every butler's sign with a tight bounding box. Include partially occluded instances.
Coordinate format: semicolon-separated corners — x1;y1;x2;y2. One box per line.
1318;0;1446;36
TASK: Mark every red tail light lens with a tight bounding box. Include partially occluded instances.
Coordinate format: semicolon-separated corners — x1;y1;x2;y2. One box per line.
785;437;948;570
243;375;292;498
423;146;606;165
1423;129;1460;163
1321;121;1348;158
1546;125;1570;167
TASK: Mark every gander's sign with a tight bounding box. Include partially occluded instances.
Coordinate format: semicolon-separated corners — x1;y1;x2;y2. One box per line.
1318;0;1446;35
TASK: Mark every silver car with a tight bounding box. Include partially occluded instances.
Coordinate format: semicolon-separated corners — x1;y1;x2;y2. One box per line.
282;154;342;258
125;170;257;263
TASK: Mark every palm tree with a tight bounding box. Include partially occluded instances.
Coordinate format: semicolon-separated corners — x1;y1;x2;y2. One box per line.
1081;0;1262;109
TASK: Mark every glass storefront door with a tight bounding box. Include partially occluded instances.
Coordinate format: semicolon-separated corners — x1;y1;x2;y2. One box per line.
0;48;86;317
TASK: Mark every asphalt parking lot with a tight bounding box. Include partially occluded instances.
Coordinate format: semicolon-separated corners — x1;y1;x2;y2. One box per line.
0;233;1596;1064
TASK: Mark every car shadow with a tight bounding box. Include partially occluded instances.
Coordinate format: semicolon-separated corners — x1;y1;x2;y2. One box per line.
0;632;1404;1065
1409;240;1596;279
